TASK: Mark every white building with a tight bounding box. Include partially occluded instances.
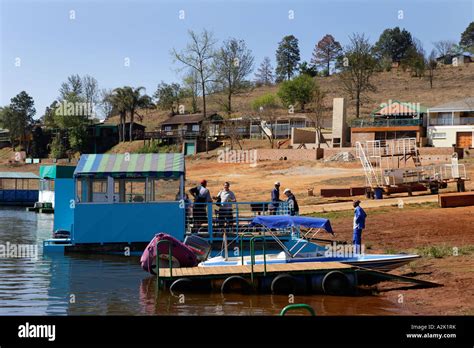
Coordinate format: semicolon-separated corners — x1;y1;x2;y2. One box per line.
427;97;474;148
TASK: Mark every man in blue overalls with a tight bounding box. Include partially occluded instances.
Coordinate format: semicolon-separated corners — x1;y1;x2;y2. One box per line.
353;200;367;254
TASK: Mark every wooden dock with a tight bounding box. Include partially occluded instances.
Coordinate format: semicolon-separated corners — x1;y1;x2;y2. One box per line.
156;261;441;295
158;261;353;279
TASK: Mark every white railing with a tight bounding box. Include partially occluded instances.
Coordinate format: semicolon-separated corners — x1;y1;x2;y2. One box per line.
355;141;381;187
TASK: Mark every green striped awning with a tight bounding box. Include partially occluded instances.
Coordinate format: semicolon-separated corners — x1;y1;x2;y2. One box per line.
74;153;185;178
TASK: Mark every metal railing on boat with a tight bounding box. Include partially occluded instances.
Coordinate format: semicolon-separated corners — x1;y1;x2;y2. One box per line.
185;201;290;242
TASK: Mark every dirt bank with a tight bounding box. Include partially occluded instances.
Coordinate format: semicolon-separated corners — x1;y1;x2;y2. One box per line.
318;205;474;315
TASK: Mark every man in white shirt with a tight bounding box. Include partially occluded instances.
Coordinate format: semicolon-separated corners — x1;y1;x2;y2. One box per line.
215;182;236;230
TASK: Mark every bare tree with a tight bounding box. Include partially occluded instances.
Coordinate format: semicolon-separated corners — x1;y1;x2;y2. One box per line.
59;74;83;100
182;69;200;113
172;29;216;118
255;57;274;86
307;87;328;148
339;33;377;118
426;50;438;88
82;75;99;112
213;38;254;114
223;118;245;150
433;40;456;58
99;89;114;120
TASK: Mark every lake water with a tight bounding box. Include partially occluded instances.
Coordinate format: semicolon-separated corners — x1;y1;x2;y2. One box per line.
0;207;408;315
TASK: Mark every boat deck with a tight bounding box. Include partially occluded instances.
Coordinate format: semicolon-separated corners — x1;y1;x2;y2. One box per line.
158;261;353;279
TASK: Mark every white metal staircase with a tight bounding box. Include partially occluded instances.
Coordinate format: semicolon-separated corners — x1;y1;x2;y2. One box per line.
355;141;381;188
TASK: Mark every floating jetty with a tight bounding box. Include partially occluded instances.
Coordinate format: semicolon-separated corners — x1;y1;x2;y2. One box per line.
155;261;441;295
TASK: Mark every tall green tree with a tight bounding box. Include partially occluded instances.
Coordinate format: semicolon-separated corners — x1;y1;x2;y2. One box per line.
213;38;254;114
374;27;414;62
4;91;36;152
311;34;342;76
275;35;300;82
110;87;130;142
298;61;318;77
339;33;377;118
123;86;152;142
277;74;316;111
460;21;474;50
401;38;425;77
182;69;200;113
154;82;183;115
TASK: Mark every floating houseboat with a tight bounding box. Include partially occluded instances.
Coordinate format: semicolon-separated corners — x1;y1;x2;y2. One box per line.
0;172;39;206
43;153;290;254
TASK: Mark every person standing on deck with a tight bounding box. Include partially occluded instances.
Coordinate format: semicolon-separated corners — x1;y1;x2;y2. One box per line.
269;181;282;215
189;180;212;232
283;188;299;216
353;200;367;254
214;182;236;231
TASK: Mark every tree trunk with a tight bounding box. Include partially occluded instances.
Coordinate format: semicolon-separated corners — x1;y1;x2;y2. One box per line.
227;91;232;115
122;114;126;142
129;109;134;142
356;90;360;118
201;78;208;153
327;58;330;76
118;114;122;142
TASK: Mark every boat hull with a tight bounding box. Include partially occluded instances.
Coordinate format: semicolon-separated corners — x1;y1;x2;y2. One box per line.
200;253;421;272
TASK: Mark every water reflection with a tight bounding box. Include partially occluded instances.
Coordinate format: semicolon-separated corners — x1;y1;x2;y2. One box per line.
0;207;409;315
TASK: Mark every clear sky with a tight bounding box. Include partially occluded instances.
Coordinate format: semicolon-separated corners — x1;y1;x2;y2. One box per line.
1;0;473;119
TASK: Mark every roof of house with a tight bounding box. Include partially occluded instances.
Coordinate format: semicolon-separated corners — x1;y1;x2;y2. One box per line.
436;52;473;60
74;153;184;179
161;114;206;126
0;172;39;180
428;97;474;112
371;100;428;116
161;113;223;126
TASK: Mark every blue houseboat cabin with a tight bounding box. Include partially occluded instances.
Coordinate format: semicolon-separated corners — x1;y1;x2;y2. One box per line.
0;172;39;206
44;153;290;254
45;153;186;253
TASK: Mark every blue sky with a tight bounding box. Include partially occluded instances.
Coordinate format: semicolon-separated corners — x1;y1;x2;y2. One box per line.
1;0;473;118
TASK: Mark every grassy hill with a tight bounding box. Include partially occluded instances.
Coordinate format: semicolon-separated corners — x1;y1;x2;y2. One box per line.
109;63;474;130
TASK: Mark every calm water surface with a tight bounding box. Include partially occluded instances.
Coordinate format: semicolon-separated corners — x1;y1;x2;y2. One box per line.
0;207;409;315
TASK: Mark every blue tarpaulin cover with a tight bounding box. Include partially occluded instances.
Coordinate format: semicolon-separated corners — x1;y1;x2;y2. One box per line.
251;215;333;234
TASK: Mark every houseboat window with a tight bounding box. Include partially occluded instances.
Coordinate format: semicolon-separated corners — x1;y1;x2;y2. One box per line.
76;179;83;202
40;179;54;191
192;124;200;132
114;179;146;203
148;179;180;201
92;179;108;202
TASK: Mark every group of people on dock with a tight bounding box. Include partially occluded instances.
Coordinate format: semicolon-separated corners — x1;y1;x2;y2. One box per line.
187;179;299;231
187;179;366;250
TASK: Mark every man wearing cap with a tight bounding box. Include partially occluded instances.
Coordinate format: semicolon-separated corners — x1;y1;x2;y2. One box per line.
284;188;299;216
189;180;212;232
269;181;282;215
353;200;367;254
